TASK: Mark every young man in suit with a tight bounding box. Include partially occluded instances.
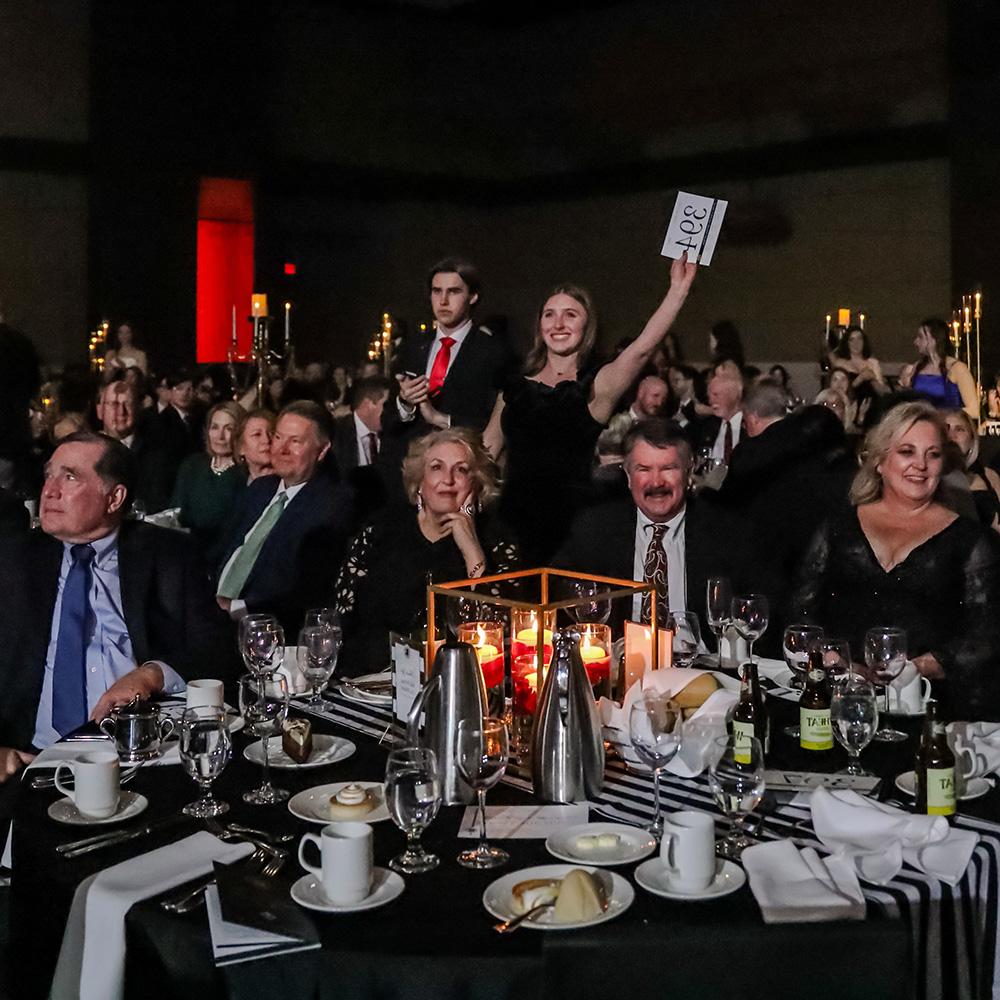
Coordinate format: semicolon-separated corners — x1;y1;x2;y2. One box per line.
333;376;390;519
216;400;355;636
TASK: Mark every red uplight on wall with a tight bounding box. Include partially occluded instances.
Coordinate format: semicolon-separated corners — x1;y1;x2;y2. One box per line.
284;262;297;276
196;178;255;364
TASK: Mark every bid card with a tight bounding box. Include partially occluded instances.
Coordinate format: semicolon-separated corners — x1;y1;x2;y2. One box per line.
661;191;728;266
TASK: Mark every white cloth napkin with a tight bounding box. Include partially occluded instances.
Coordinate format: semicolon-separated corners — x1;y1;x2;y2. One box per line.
742;839;866;923
51;832;254;1000
599;668;738;777
947;721;1000;778
25;737;181;770
810;786;978;885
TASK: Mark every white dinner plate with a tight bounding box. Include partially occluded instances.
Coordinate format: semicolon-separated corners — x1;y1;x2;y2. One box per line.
243;735;356;770
291;867;404;913
634;857;746;901
482;864;633;931
287;780;390;825
894;770;992;801
48;791;148;826
545;823;657;867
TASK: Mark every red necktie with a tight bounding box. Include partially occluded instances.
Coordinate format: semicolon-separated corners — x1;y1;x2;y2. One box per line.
641;524;669;625
723;420;733;463
427;337;456;396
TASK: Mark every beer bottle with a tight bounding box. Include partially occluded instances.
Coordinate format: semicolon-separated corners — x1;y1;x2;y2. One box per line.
732;664;758;763
800;659;833;751
915;699;956;816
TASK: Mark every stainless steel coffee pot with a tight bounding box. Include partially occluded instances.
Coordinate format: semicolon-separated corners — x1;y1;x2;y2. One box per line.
531;629;605;802
406;641;487;804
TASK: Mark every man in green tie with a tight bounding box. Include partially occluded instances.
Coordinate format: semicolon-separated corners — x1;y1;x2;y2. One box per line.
216;401;355;635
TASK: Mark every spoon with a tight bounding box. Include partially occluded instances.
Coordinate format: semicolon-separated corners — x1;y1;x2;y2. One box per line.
493;901;556;934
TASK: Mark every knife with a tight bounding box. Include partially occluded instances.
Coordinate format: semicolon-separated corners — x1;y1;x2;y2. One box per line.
57;814;188;858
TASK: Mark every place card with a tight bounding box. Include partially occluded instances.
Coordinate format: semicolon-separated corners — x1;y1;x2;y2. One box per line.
763;770;881;795
457;804;589;839
661;191;728;266
391;636;423;725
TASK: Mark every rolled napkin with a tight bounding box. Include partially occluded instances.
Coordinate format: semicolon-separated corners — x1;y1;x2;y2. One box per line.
810;786;978;886
51;832;254;1000
742;839;866;923
947;721;1000;779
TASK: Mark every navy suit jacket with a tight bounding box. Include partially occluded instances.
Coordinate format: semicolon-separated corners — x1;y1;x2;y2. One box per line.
216;473;355;636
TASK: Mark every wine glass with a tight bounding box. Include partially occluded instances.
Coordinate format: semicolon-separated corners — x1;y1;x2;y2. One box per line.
304;607;340;629
707;734;765;859
238;672;290;804
781;625;824;737
240;618;284;677
706;577;732;670
629;693;683;840
831;676;879;775
297;623;341;707
666;611;702;667
564;578;612;625
864;626;908;742
455;717;509;869
178;707;232;817
730;594;769;667
819;638;852;681
385;747;442;874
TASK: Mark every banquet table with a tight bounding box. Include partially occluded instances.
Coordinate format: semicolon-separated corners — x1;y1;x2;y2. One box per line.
8;687;1000;1000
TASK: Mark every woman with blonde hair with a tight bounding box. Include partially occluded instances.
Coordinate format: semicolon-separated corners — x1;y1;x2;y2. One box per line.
334;427;519;677
233;408;275;482
791;401;1000;719
943;408;1000;531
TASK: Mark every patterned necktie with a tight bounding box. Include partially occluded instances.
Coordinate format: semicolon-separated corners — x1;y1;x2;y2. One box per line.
52;543;96;737
217;493;289;599
641;524;669;626
364;432;379;465
427;336;456;396
723;419;734;463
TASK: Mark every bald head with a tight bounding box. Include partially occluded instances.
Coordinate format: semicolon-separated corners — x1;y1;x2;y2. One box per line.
634;375;668;419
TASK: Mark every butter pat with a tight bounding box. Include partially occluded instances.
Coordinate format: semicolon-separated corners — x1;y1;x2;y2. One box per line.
574;833;622;853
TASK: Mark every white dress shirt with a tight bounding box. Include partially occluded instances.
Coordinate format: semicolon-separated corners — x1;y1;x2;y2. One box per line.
631;506;687;622
397;319;474;421
353;412;377;466
711;411;743;460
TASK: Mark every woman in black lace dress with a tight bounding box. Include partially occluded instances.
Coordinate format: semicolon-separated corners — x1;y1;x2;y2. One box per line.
484;255;697;565
791;401;1000;720
334;428;518;677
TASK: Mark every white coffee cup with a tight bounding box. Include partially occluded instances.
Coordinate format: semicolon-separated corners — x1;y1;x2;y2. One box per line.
946;725;982;797
54;751;120;819
186;679;225;711
298;822;373;904
660;810;716;892
890;663;932;714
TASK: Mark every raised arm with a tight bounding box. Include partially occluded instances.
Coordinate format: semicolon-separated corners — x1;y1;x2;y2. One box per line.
951;360;981;422
483;393;506;460
589;254;697;425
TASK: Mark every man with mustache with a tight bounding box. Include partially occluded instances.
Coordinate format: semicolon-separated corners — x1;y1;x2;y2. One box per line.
554;418;752;641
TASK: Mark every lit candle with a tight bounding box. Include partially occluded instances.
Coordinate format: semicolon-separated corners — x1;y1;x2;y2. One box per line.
964;305;972;333
284;301;291;352
231;304;237;346
838;308;851;328
975;291;982;320
458;622;505;690
251;293;268;318
513;654;548;716
825;314;831;338
512;627;554;665
859;313;865;330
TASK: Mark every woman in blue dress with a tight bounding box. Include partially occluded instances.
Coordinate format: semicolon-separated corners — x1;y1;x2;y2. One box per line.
898;317;979;420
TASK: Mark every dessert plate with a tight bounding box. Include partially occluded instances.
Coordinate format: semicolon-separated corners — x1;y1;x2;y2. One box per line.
288;780;389;825
634;857;746;900
545;822;656;867
894;770;992;801
336;673;393;707
243;735;356;769
48;791;148;826
291;867;404;913
483;864;633;931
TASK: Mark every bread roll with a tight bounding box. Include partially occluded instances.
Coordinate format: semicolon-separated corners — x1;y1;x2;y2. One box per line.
671;672;719;711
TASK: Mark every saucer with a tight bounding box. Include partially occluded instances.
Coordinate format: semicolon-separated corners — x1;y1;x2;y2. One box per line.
634;858;746;900
288;781;390;825
894;770;992;801
290;867;404;913
48;791;148;826
546;823;657;866
243;735;356;769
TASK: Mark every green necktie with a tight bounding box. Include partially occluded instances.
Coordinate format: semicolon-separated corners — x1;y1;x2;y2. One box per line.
217;492;289;599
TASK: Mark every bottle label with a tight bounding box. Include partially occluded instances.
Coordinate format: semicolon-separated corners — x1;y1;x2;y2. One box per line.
926;767;956;815
800;707;833;750
733;720;755;763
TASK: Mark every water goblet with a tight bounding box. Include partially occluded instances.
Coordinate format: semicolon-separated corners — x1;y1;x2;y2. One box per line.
629;693;683;840
706;577;732;670
781;624;824;736
240;618;284;678
666;611;702;667
385;747;442;874
455;717;510;869
864;626;908;742
298;623;342;707
730;594;769;667
707;734;765;859
304;607;340;629
564;578;612;625
239;672;290;804
178;706;232;818
831;676;879;775
819;638;852;681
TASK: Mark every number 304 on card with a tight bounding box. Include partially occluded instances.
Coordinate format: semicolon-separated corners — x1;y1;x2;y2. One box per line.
661;191;728;266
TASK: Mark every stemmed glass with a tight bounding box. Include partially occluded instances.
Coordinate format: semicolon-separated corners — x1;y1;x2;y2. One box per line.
706;577;732;670
666;612;702;667
629;693;683;840
707;734;765;859
240;617;284;677
831;676;879;775
304;607;340;629
455;717;510;869
178;707;232;817
864;626;908;742
730;594;769;667
564;579;612;625
298;623;341;707
239;672;290;804
781;624;824;737
385;747;442;874
819;638;852;681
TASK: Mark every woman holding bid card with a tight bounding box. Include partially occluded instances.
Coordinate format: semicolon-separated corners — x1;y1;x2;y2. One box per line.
484;254;697;564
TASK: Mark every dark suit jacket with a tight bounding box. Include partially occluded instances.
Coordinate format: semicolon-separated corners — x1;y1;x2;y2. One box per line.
216;473;355;636
552;498;756;643
332;415;386;521
0;521;236;751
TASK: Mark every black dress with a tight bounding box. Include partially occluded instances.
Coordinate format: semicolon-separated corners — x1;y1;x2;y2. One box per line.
790;506;1000;720
334;504;519;677
498;374;604;566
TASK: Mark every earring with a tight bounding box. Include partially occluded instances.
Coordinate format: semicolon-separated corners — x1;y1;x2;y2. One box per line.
416;492;424;512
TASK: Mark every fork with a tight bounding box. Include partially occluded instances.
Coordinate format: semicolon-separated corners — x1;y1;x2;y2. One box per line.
159;848;283;914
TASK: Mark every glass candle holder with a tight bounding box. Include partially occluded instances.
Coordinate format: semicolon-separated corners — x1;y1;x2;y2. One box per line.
578;623;612;699
457;621;505;716
512;653;547;755
510;608;555;666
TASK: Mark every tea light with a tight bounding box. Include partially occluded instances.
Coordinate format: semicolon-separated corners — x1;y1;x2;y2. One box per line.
457;622;504;690
511;609;555;665
578;623;611;688
513;653;548;716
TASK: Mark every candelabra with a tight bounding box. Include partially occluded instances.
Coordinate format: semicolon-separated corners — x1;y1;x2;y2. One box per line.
88;321;109;375
227;295;294;407
367;312;395;376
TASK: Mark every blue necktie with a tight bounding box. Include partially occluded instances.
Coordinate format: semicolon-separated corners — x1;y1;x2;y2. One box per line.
52;543;96;737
